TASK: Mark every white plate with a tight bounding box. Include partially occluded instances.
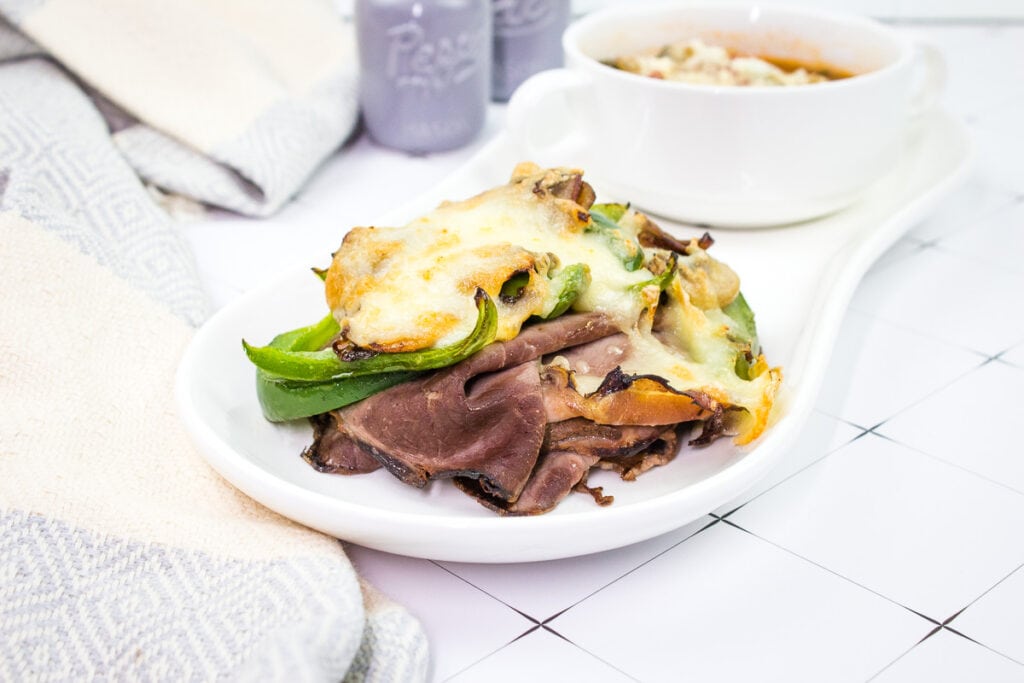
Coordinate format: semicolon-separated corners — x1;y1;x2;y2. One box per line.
176;111;970;563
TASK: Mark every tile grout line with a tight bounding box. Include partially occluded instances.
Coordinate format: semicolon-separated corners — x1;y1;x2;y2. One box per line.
928;237;1024;281
717;429;871;519
509;624;541;643
428;560;542;625
811;411;873;433
438;626;542;683
869;429;1024;501
721;428;1024;677
718;518;944;628
943;560;1024;630
843;424;876;441
903;606;943;627
540;518;723;624
725;518;1024;670
439;620;643;682
431;516;725;635
912;191;1023;248
844;298;996;362
864;624;944;683
811;407;875;433
942;625;1024;668
991;346;1024;369
861;352;996;434
721;516;1024;679
859;237;932;279
540;625;644;683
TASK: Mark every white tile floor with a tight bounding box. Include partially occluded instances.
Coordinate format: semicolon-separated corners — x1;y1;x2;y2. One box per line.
948;565;1024;665
1002;342;1024;368
730;433;1024;620
872;629;1024;683
183;21;1024;683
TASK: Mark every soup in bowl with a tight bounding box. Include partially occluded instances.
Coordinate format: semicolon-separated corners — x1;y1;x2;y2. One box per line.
606;38;854;86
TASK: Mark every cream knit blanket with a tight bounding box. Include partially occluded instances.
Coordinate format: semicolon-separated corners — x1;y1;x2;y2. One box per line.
0;1;428;679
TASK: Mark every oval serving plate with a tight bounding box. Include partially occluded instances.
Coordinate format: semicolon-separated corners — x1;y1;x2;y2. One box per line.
176;111;969;563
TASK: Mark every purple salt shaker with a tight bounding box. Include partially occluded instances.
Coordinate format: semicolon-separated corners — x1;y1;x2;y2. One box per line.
491;0;570;101
355;0;492;154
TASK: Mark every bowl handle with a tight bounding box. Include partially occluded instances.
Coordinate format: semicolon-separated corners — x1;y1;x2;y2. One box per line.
506;68;595;166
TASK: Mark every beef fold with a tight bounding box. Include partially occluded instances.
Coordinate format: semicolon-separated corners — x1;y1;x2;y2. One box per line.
546;418;668;459
454;448;601;515
454;419;677;515
330;312;619;502
302;412;381;474
596;424;682;481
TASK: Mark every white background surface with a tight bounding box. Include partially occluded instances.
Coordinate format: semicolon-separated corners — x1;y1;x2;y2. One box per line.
182;11;1024;683
568;0;1024;18
337;0;1024;20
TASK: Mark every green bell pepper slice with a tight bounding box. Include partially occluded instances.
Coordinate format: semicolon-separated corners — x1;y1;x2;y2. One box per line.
264;311;340;355
722;291;761;380
591;202;627;222
723;291;758;349
249;303;412;422
629;254;677;294
255;370;418;422
247;289;498;421
244;289;498;382
542;264;590;319
587;204;644;271
499;270;531;303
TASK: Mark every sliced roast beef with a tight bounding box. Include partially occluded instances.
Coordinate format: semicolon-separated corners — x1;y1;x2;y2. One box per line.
544;332;630;379
541;331;720;427
456;448;602;515
302;412;381;474
541;363;718;427
597;424;681;481
307;310;703;512
545;418;666;459
455;418;675;515
332;312;619;502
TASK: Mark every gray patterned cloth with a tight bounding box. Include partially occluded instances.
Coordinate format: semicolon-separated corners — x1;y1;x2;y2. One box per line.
0;1;359;218
0;3;428;680
2;512;360;680
0;54;208;325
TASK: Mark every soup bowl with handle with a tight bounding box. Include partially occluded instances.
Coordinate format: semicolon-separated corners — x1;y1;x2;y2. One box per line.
507;3;944;227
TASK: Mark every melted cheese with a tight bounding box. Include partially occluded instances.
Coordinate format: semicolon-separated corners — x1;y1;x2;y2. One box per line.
326;167;652;350
547;243;780;443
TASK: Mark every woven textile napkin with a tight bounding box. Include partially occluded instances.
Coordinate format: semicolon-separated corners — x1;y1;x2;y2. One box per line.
1;0;359;217
0;2;429;680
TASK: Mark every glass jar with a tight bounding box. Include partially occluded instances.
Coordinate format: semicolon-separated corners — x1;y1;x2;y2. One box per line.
491;0;570;101
356;0;492;153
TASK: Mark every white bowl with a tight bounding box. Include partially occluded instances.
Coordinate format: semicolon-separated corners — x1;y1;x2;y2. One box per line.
508;3;943;227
